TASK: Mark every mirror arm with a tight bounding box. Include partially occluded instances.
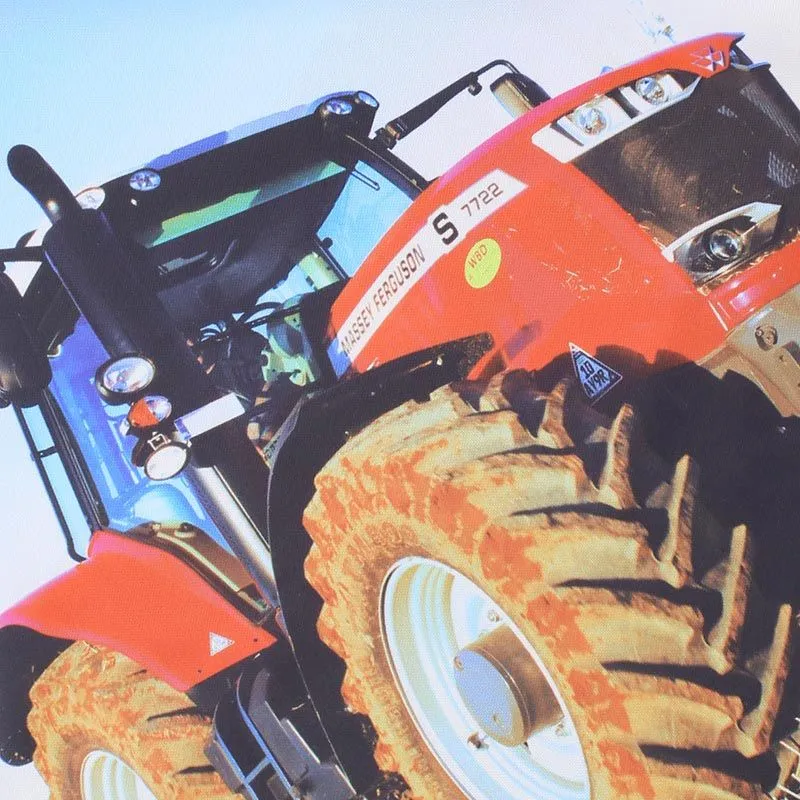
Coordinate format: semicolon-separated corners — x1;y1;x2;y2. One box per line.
372;59;525;150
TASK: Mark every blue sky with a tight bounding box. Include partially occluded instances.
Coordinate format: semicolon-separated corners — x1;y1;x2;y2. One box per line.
1;1;799;794
4;0;797;245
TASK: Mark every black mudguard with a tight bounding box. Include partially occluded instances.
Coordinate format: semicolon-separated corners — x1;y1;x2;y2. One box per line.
0;274;51;408
264;333;491;792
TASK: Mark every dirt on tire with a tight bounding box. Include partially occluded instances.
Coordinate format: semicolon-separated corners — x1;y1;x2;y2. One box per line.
27;640;235;800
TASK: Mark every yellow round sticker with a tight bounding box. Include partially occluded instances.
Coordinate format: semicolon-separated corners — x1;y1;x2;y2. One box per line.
464;238;502;289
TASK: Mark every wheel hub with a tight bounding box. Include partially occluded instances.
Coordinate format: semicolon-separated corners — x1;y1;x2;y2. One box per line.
381;556;591;800
453;625;563;746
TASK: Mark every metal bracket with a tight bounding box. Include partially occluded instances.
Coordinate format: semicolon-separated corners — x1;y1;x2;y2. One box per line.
207;654;355;799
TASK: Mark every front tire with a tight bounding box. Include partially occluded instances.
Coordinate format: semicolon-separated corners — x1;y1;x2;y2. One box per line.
303;372;794;799
27;641;235;800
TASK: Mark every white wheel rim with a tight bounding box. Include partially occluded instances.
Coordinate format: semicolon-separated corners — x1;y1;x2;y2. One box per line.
81;750;158;800
381;557;591;800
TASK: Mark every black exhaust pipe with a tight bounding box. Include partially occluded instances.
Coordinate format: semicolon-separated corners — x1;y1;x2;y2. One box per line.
8;145;215;413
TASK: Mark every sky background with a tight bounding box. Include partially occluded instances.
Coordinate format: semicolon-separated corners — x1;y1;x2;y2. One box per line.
1;1;799;795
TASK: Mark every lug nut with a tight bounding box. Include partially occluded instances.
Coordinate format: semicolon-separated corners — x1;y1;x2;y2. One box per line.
467;732;487;749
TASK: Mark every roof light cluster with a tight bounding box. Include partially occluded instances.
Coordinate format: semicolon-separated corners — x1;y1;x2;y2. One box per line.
532;72;697;162
318;91;379;118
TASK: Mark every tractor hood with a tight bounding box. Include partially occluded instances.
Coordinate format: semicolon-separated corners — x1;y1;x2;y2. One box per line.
327;33;800;399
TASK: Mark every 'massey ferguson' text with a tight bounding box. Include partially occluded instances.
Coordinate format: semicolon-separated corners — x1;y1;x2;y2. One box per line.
338;245;426;356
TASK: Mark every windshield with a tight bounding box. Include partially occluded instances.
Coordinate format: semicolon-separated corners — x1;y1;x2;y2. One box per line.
185;159;414;458
319;163;413;276
134;160;348;250
117;152;415;340
164;158;413;397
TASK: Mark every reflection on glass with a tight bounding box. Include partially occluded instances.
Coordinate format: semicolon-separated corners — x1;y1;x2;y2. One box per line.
43;318;231;557
319;162;413;277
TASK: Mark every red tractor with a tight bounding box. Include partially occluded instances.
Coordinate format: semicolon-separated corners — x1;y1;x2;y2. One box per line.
0;32;798;800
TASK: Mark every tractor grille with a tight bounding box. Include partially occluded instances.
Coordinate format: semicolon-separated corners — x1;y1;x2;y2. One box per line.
575;65;800;276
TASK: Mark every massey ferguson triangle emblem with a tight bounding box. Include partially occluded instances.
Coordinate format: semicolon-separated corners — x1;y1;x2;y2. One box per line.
569;343;623;402
691;45;726;73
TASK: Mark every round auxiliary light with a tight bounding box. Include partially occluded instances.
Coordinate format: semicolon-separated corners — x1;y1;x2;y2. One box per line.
76;187;106;210
707;228;746;262
356;91;379;108
129;169;161;192
635;75;668;105
132;430;190;481
127;395;173;431
96;355;156;403
573;103;607;135
323;98;353;116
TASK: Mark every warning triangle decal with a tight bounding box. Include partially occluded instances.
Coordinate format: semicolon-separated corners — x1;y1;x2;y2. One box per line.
569;343;622;402
209;632;235;657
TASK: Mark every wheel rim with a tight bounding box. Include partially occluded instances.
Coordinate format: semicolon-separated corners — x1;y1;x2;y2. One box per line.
380;557;591;800
81;750;157;800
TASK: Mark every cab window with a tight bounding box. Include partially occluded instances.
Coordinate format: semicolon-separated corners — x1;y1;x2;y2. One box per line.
319;161;413;277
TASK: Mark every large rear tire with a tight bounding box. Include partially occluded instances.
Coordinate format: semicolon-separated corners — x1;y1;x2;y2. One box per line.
303;372;795;799
27;641;235;800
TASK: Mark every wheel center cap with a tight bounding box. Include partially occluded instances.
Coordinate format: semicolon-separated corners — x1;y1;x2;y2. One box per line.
453;625;563;747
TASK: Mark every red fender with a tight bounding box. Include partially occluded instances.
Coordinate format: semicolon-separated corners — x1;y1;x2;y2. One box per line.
0;530;275;692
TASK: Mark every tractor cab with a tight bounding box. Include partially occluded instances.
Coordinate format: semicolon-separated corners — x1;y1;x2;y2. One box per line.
0;91;423;574
2;56;547;501
0;61;540;567
5;93;415;474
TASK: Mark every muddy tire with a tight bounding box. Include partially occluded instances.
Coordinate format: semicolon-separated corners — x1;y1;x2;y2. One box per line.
303;371;795;800
27;641;234;800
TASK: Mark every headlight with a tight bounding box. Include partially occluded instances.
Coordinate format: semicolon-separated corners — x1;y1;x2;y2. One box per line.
571;104;608;135
75;187;106;210
132;429;190;481
706;228;745;262
634;75;668;105
356;91;379;108
662;202;781;283
128;169;161;192
96;355;156;403
622;72;684;112
321;98;353;116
